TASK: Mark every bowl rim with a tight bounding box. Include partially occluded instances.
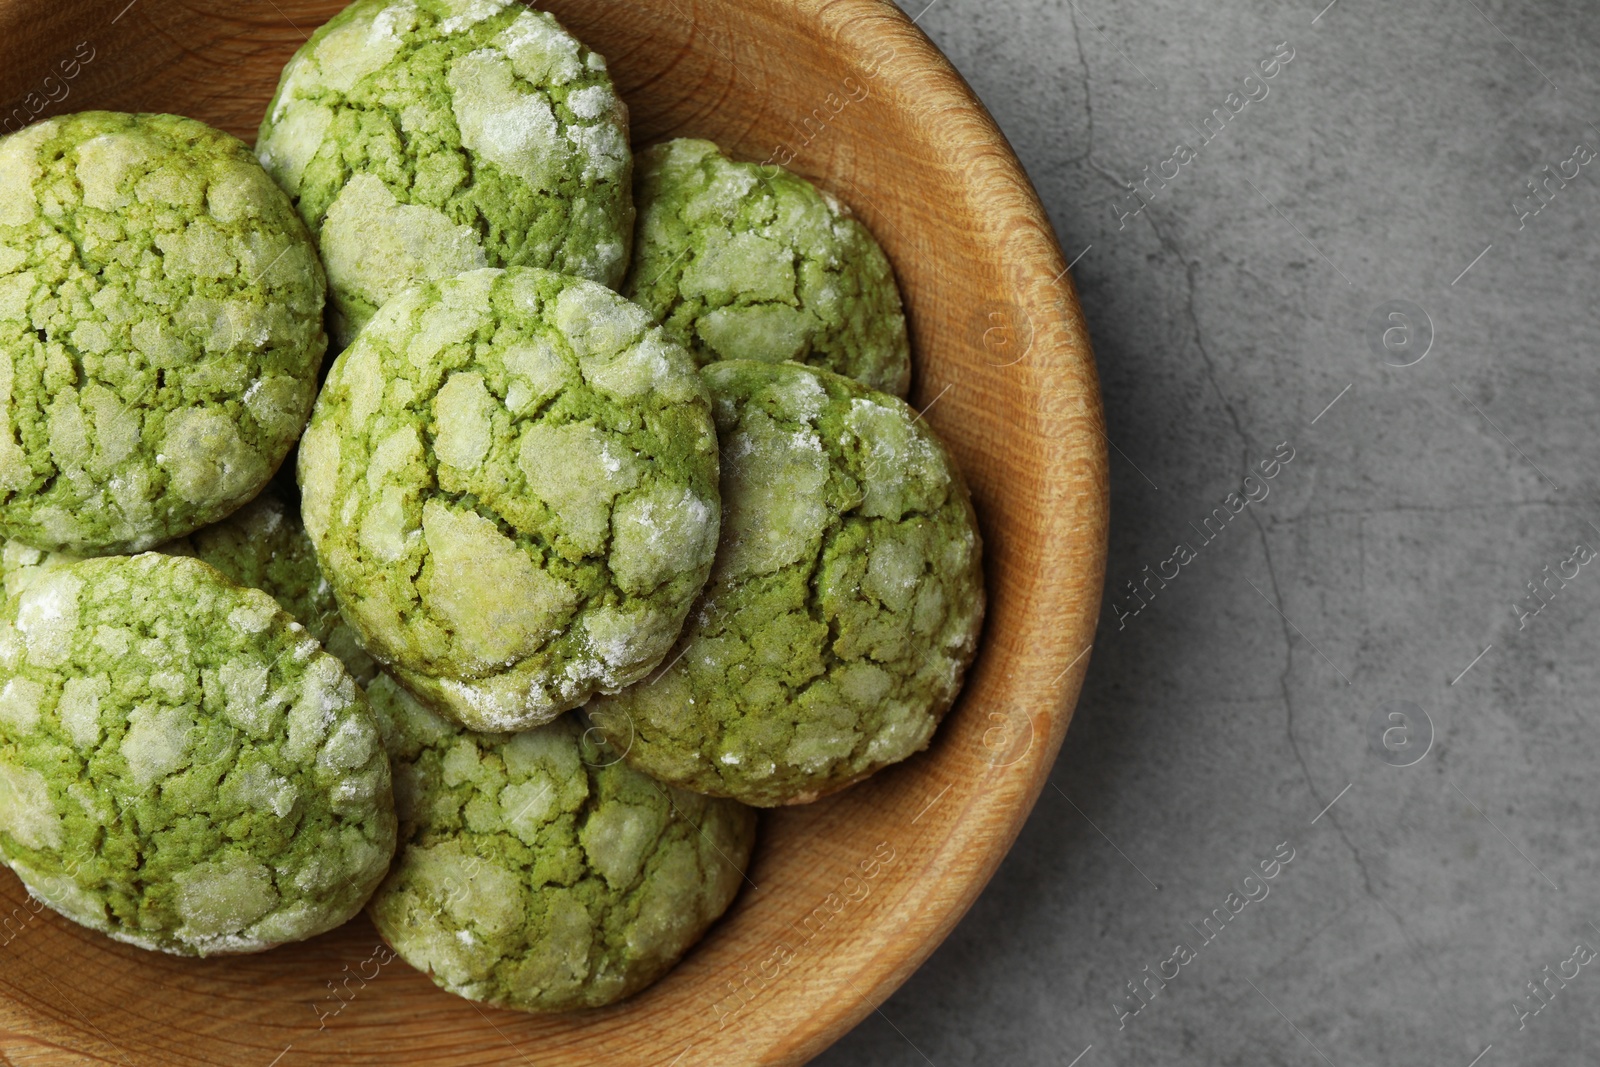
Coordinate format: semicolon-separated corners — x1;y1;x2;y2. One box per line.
771;0;1108;1059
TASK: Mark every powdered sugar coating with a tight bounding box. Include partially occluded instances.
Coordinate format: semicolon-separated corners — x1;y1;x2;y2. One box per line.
0;112;326;553
300;268;720;731
590;361;984;807
0;554;395;956
625;139;910;397
257;0;632;349
0;485;381;686
366;677;755;1011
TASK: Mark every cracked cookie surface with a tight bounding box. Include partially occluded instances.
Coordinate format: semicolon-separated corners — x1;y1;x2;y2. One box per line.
0;111;327;554
258;0;633;348
2;484;380;687
367;676;755;1011
589;361;983;807
0;553;395;955
625;139;909;396
299;267;720;731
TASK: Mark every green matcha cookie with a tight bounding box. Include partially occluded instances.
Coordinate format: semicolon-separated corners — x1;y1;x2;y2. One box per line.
624;139;910;396
0;111;327;554
258;0;633;349
1;486;379;687
0;554;395;955
589;361;983;807
367;675;755;1011
299;267;721;731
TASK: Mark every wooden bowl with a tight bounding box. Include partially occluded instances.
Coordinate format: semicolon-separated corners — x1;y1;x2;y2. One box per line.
0;1;1106;1062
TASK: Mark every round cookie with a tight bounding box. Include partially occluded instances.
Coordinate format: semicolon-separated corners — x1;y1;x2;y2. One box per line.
298;267;721;731
366;674;756;1011
0;554;395;955
589;360;984;807
1;487;379;687
0;111;328;554
624;138;910;397
257;0;634;349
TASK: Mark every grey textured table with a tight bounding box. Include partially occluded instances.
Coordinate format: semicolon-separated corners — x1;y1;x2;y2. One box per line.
818;1;1600;1064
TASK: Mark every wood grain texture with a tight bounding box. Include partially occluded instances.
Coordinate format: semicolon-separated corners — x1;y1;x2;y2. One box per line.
0;1;1108;1062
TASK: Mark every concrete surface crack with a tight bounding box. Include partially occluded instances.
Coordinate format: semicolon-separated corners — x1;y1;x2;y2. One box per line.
1068;2;1095;164
1067;1;1133;193
1133;210;1435;989
1144;211;1255;464
1135;203;1451;994
1292;500;1568;521
1248;508;1456;1001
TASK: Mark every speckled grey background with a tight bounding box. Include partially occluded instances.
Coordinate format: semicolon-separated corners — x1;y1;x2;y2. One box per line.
817;1;1600;1064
